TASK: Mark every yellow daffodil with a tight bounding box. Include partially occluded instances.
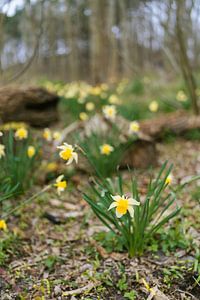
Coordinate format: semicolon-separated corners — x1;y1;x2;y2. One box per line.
149;101;159;112
176;90;187;102
27;146;35;158
86;102;95;111
79;112;89;121
100;144;114;156
108;195;140;218
15;127;28;140
129;121;140;134
54;175;67;195
0;219;7;231
90;86;101;96
103;105;117;120
57;143;78;165
43;128;52;142
165;174;173;185
47;162;58;172
53;131;61;141
108;95;120;105
0;144;5;158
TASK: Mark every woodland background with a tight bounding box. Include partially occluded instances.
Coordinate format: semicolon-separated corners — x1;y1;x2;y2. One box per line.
1;0;200;85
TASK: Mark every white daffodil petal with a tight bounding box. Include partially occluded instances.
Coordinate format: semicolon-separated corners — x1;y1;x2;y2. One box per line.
56;175;64;183
108;202;118;210
128;206;135;218
116;211;123;218
111;195;121;202
66;157;73;165
73;152;78;163
128;198;140;206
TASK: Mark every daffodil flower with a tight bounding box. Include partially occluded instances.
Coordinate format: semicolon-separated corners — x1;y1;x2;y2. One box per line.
53;131;61;141
57;143;78;165
79;112;89;121
27;146;36;158
100;144;114;155
43;128;52;141
0;219;7;231
15;127;28;140
103;105;117;120
165;174;173;185
86;102;95;111
129;121;140;134
149;101;159;112
54;175;67;195
0;144;5;158
108;195;140;218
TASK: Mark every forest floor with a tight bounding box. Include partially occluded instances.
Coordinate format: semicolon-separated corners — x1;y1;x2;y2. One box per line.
1;137;200;300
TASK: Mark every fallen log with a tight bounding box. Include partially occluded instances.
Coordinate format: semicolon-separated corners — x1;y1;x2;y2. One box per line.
0;86;59;127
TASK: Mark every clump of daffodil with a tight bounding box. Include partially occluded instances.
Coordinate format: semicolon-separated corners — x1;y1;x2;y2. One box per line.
176;90;187;102
108;195;140;218
149;101;159;112
100;144;114;156
43;128;52;142
54;175;67;195
0;122;27;131
57;143;78;165
79;112;89;121
27;145;35;158
15;127;28;140
0;144;5;158
129;121;140;134
165;174;173;185
0;219;7;231
86;102;95;111
103;105;117;120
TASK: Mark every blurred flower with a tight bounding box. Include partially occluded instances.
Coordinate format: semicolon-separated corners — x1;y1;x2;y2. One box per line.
53;131;62;141
0;144;5;159
176;90;187;102
27;146;35;158
108;195;140;218
54;174;67;195
103;105;117;120
108;95;121;105
129;121;140;134
149;101;159;112
90;86;101;96
43;128;52;142
165;174;173;185
57;143;78;165
0;220;7;231
86;102;95;111
47;162;58;172
0;122;27;131
100;144;114;156
79;112;89;121
15;127;28;140
0;131;3;136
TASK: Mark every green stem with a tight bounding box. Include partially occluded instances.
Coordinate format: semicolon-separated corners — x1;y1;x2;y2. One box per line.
2;185;51;220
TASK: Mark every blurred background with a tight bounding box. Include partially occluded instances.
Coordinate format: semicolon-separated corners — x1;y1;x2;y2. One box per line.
1;0;200;85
